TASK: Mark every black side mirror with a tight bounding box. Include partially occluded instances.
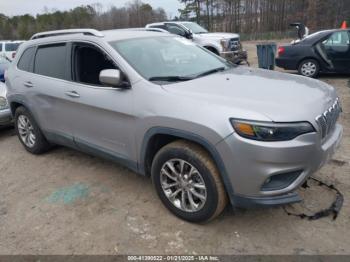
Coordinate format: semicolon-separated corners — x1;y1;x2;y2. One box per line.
186;30;193;39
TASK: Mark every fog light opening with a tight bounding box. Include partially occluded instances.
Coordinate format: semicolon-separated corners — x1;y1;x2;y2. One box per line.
261;170;303;192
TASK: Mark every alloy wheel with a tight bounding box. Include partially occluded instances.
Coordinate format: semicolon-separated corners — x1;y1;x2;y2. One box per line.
160;159;207;212
17;115;36;148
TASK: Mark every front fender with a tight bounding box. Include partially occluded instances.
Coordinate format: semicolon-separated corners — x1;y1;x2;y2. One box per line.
195;38;223;53
138;126;236;205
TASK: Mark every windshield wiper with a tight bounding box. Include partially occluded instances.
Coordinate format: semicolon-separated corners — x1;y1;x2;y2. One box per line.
148;76;194;82
193;67;226;78
149;67;228;83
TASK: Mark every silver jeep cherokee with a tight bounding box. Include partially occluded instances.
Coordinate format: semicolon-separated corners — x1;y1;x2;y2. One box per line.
5;29;343;222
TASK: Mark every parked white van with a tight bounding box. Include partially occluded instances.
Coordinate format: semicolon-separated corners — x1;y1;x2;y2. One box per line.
0;41;25;61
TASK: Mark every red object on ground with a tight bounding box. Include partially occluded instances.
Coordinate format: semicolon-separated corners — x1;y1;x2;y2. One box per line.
341;21;347;29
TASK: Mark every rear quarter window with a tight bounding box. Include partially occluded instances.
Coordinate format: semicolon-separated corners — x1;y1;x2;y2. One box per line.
34;43;67;79
17;47;36;72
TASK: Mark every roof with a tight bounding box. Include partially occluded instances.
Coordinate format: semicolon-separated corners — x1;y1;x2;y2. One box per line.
0;40;25;43
304;29;348;40
146;21;194;27
30;29;104;40
102;29;171;41
27;28;171;44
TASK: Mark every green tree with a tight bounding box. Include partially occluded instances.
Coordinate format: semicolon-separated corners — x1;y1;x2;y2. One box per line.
179;0;201;23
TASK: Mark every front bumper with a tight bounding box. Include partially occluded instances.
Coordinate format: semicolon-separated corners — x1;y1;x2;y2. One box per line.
221;50;248;64
216;123;343;208
0;108;12;126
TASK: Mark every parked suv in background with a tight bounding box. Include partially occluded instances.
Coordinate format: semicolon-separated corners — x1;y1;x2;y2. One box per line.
146;21;248;64
6;29;342;222
0;41;24;61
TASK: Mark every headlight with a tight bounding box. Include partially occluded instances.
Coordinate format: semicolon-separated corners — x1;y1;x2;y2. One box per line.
230;119;315;141
220;39;230;51
0;96;9;110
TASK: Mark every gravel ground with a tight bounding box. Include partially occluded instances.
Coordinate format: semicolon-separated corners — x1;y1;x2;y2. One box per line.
0;41;349;255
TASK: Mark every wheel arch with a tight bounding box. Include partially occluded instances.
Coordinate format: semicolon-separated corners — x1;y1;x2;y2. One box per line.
203;45;220;55
297;57;321;69
139;127;235;204
10;101;24;116
9;98;45;133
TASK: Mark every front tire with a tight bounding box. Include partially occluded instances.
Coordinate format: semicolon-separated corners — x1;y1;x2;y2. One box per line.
298;59;320;78
151;140;228;223
14;106;51;154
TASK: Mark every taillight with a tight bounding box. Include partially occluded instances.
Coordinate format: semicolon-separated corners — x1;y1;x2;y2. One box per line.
277;47;285;57
12;52;16;59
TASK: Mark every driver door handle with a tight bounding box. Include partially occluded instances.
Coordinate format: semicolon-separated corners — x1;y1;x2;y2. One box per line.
65;91;80;98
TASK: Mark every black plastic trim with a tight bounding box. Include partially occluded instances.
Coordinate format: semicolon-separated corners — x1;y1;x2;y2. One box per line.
233;192;302;209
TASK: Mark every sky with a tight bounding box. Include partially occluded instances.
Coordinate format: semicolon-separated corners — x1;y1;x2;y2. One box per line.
1;0;183;17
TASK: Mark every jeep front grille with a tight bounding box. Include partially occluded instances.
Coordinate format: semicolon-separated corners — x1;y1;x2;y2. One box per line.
316;98;342;139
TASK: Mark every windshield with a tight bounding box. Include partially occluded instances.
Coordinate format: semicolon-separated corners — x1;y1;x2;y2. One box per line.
110;36;231;82
181;22;208;34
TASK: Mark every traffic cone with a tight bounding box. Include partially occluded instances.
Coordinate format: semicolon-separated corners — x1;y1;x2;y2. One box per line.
340;21;347;29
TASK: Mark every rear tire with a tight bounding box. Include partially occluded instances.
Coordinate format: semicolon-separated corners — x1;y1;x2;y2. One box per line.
151;140;228;223
298;59;320;78
14;106;51;154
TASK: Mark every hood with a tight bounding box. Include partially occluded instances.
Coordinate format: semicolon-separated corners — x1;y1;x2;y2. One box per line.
162;67;337;123
195;32;240;40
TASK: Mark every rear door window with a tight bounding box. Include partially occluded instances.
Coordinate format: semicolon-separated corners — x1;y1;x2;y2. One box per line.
323;31;350;46
17;47;36;72
34;43;67;79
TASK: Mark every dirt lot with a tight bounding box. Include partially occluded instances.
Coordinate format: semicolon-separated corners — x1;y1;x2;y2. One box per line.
0;41;349;255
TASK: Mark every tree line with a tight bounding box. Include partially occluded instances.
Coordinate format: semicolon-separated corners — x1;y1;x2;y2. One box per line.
0;0;167;40
178;0;350;39
1;0;349;41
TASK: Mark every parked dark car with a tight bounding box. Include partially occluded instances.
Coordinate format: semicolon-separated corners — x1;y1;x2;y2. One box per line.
0;56;10;82
276;29;350;77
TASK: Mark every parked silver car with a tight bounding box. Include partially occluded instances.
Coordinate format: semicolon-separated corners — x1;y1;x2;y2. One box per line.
0;81;12;126
5;29;342;222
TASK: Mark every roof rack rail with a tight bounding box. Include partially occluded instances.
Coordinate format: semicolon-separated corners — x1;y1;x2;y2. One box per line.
30;29;104;40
